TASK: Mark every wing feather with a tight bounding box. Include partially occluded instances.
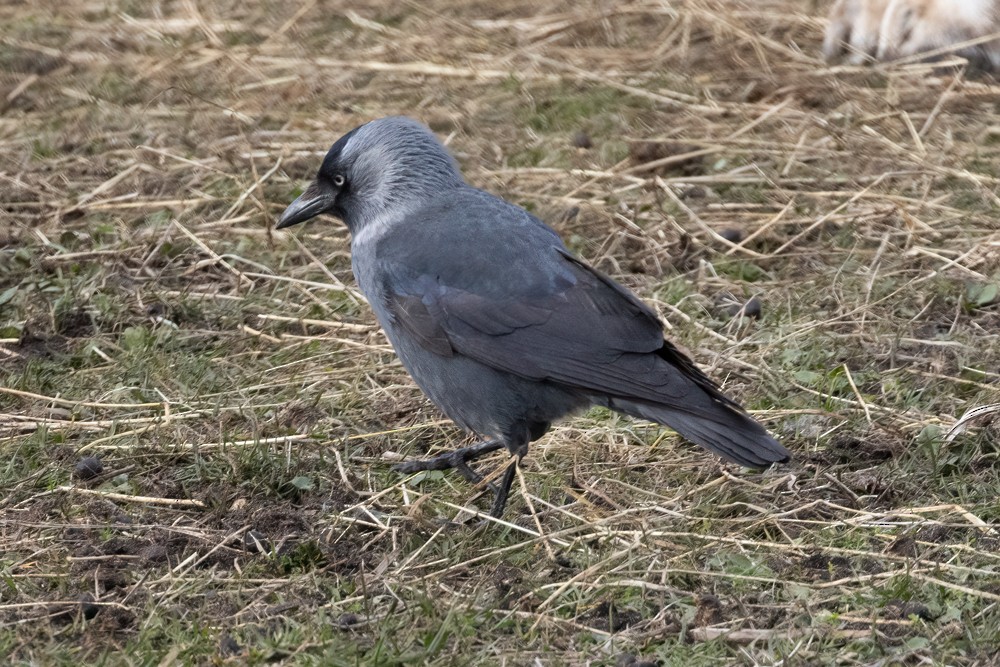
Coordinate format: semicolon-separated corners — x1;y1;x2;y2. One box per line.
388;248;702;403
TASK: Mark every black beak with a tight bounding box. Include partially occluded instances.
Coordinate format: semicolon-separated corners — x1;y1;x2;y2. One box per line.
276;181;337;229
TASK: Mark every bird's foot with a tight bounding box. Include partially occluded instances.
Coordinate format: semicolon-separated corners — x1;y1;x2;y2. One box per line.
393;439;505;485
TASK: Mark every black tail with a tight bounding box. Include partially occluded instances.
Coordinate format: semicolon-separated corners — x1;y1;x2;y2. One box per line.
603;341;790;467
609;396;789;467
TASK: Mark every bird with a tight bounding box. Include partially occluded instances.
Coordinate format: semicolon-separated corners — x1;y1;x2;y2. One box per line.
276;116;790;517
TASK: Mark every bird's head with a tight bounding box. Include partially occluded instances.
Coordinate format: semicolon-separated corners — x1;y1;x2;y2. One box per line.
276;116;464;235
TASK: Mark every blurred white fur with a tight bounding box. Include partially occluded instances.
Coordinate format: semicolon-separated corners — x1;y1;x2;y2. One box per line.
823;0;1000;69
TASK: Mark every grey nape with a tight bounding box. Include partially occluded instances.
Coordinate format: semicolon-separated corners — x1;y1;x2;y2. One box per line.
277;116;790;518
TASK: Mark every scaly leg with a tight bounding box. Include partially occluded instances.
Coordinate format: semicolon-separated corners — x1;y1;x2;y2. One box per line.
489;457;520;518
393;439;505;484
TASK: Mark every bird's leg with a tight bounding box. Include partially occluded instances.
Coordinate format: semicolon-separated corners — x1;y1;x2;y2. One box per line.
393;439;505;484
487;431;530;517
489;457;520;518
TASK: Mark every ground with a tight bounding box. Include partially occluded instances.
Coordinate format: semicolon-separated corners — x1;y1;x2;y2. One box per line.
2;0;1000;664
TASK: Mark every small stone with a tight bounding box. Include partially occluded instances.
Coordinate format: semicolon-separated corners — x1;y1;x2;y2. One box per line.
74;456;104;480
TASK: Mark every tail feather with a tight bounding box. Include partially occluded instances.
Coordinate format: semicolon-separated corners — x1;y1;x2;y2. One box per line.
608;396;789;468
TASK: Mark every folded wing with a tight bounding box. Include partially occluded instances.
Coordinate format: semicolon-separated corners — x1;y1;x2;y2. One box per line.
385;246;789;467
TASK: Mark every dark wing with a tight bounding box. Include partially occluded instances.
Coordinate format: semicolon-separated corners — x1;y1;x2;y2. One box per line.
388;248;655;371
384;246;789;467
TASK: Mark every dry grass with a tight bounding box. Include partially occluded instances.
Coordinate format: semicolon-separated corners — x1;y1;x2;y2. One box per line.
3;0;1000;664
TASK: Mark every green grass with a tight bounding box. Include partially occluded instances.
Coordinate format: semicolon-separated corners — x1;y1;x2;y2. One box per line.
3;0;1000;665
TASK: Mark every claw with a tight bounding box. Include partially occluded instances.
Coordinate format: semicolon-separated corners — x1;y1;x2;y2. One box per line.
394;439;524;516
392;439;505;482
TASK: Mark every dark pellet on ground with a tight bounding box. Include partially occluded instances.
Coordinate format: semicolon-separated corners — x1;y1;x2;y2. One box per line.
717;294;762;320
218;634;242;657
572;130;592;149
74;456;104;480
682;185;710;199
741;296;763;319
887;599;936;621
337;613;363;628
79;593;100;620
719;228;744;243
628;141;704;175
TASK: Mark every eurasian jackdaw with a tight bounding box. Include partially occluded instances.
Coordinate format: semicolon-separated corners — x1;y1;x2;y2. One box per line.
277;116;789;517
